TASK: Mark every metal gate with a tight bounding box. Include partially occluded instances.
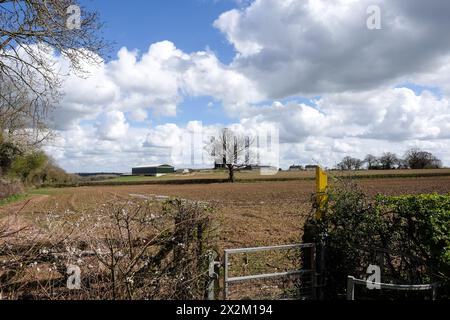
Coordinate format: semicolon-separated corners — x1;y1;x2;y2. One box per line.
223;243;316;300
346;276;441;300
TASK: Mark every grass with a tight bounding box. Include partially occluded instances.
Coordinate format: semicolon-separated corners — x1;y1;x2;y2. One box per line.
106;170;227;182
29;188;62;196
0;193;31;207
107;175;159;182
0;188;63;208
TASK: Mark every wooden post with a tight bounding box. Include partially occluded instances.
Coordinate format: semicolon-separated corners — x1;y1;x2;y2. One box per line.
315;166;328;220
347;276;355;300
315;166;328;300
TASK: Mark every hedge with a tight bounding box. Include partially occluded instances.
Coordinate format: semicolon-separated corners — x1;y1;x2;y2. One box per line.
304;181;450;299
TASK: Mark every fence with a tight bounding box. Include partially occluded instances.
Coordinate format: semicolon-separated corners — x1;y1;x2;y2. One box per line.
208;243;443;300
222;243;316;300
346;276;441;300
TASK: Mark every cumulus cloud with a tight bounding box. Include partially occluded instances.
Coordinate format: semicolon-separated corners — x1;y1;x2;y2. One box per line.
47;40;263;131
319;88;450;141
45;125;165;173
38;0;450;171
96;111;130;141
242;88;450;143
45;88;450;172
413;55;450;97
214;0;450;98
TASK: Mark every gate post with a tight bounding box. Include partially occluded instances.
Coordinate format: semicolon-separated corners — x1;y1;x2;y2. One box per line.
318;233;327;300
315;166;328;220
346;276;355;300
207;251;219;300
311;244;317;300
223;250;229;300
316;166;328;300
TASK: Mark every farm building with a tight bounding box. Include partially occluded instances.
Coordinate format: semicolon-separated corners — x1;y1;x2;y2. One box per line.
243;165;279;171
132;164;175;176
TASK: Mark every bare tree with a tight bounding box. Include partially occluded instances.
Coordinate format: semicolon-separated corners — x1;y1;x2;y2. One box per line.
210;128;253;183
364;154;379;170
337;156;363;171
404;148;442;169
0;0;106;87
0;0;106;146
379;152;398;170
0;79;51;149
396;158;409;169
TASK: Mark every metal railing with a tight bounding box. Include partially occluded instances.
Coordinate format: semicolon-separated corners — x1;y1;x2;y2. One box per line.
346;276;441;300
223;243;316;300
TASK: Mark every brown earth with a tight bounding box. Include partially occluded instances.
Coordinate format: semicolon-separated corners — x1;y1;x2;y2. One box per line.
1;176;450;251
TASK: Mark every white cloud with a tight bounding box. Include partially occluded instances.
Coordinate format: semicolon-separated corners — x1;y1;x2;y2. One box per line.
182;50;264;107
214;0;450;98
144;123;183;149
242;87;450;143
129;108;148;122
36;1;450;171
46;40;263;129
96;111;130;141
413;55;450;97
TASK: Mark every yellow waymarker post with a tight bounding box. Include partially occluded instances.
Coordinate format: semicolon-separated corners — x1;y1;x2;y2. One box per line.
315;166;328;220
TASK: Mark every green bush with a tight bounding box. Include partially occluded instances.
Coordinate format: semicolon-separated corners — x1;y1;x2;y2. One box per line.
8;151;48;183
304;181;450;299
1;136;74;188
377;194;450;275
36;161;79;186
0;141;22;174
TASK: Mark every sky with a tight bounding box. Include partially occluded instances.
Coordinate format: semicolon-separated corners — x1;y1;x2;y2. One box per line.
42;0;450;173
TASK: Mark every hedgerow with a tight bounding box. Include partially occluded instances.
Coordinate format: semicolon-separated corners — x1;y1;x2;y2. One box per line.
304;181;450;299
377;193;450;278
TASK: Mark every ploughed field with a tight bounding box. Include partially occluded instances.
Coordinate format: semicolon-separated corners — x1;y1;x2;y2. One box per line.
2;175;450;251
84;168;450;184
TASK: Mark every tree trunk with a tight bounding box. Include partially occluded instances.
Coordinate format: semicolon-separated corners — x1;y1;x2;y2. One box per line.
227;165;235;183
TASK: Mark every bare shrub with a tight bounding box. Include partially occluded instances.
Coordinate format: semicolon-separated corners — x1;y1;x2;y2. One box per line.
0;198;217;300
0;179;24;200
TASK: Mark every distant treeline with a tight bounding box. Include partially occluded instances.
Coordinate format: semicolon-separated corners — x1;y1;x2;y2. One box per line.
336;148;443;170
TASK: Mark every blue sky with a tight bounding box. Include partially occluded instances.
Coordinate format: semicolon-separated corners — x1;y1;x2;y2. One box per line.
79;0;241;128
41;0;450;172
78;0;323;129
80;0;237;63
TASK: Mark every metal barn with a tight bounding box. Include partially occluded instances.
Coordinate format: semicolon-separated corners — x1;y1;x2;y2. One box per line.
131;164;175;176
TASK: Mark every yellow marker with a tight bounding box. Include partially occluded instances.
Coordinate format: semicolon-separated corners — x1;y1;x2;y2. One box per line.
315;166;328;220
